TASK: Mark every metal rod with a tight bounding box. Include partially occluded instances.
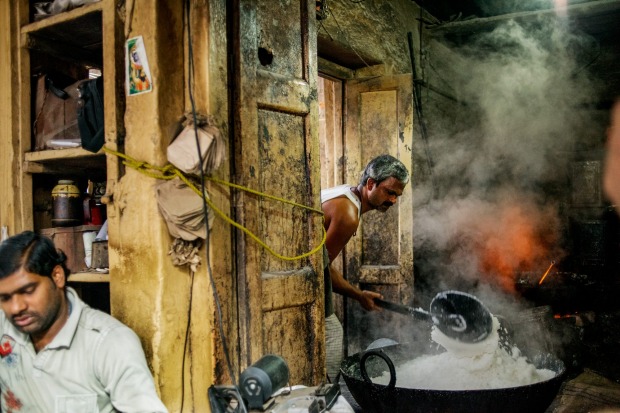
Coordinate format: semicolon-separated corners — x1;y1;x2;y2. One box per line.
408;31;437;197
414;79;463;104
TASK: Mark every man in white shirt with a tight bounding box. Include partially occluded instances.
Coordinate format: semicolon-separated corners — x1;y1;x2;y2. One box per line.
0;231;168;413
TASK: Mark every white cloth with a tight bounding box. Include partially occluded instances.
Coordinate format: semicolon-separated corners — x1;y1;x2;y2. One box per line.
320;185;361;219
0;287;168;413
325;313;344;382
321;185;357;382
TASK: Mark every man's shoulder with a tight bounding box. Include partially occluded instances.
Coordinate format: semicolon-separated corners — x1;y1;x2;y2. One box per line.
78;306;132;336
321;185;353;203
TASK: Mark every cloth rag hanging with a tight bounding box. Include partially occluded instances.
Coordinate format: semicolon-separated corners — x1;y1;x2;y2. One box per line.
155;177;213;241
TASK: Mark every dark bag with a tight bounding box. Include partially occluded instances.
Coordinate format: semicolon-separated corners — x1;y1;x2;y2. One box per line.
77;77;104;153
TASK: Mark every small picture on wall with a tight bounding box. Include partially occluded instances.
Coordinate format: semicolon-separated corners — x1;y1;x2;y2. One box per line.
126;36;153;96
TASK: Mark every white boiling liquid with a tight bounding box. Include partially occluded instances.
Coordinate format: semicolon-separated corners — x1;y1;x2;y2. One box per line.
373;316;556;390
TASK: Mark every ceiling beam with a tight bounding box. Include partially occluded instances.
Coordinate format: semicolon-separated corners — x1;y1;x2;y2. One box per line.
428;0;620;38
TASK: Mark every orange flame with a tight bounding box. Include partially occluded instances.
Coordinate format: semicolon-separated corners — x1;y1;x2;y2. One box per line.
453;195;563;293
538;261;556;285
478;204;556;292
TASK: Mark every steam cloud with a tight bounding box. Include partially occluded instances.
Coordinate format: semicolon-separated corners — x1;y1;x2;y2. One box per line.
413;14;602;316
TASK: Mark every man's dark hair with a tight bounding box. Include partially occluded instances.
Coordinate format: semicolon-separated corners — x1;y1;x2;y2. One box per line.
0;231;71;280
359;154;410;186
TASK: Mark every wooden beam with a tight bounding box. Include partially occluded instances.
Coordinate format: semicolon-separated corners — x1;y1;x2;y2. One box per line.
318;57;354;79
429;0;620;38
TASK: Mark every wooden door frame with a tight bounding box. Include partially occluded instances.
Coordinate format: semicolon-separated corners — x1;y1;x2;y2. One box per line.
231;0;324;385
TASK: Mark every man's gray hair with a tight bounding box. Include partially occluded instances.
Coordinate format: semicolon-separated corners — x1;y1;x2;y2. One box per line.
359;154;410;186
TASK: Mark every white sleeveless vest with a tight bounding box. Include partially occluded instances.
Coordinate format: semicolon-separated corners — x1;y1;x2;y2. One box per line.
320;184;361;219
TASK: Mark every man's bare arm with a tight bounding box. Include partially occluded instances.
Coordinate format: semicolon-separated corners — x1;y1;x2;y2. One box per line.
329;264;382;311
322;197;382;311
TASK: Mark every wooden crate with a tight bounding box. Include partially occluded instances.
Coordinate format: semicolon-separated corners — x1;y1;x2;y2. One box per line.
39;225;102;273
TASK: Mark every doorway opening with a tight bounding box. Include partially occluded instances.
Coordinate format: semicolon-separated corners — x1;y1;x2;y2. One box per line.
318;73;350;349
318;74;344;190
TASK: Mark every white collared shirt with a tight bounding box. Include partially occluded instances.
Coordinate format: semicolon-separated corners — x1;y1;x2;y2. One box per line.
0;287;168;413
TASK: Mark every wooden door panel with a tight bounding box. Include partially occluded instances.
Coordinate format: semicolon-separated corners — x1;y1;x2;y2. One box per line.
358;90;403;268
344;74;414;354
263;304;314;377
318;76;344;190
235;0;322;385
257;110;309;268
261;267;316;310
261;268;317;382
256;73;312;113
256;1;305;79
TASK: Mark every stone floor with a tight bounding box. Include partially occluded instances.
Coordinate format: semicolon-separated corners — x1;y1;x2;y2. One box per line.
546;369;620;413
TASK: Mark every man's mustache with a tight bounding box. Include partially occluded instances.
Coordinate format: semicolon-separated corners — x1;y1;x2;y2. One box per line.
12;311;35;321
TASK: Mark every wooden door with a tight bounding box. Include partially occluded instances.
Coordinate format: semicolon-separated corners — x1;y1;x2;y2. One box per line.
232;0;323;384
343;74;415;354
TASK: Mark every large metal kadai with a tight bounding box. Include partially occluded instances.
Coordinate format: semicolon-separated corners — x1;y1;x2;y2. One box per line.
340;343;566;413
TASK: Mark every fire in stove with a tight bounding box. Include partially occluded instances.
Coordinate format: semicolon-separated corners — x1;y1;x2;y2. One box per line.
538;260;556;285
516;270;596;313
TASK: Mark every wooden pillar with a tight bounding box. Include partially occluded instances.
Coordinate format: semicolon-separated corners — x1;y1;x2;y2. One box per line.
0;0;28;236
107;0;231;411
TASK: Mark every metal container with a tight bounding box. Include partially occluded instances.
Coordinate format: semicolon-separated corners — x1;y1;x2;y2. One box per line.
91;240;109;268
52;180;82;227
239;355;290;409
340;343;566;413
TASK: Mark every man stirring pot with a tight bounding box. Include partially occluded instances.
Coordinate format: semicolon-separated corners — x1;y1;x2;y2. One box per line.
321;154;410;381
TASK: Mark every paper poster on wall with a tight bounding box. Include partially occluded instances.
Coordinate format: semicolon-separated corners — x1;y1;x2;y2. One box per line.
125;36;153;96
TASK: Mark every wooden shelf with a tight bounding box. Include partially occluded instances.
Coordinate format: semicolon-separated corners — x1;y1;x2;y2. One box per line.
69;271;109;283
16;0;114;315
21;2;103;68
25;147;103;162
24;148;106;176
21;2;103;36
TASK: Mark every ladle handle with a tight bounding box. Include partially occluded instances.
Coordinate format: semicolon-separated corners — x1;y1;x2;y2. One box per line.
374;299;432;322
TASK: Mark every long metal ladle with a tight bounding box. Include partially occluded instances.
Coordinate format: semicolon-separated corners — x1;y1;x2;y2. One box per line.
375;290;493;343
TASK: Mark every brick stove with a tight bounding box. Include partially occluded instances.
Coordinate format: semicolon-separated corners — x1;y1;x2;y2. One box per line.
512;158;620;382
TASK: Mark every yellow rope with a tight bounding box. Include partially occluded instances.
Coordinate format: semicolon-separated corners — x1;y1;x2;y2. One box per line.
103;147;326;261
